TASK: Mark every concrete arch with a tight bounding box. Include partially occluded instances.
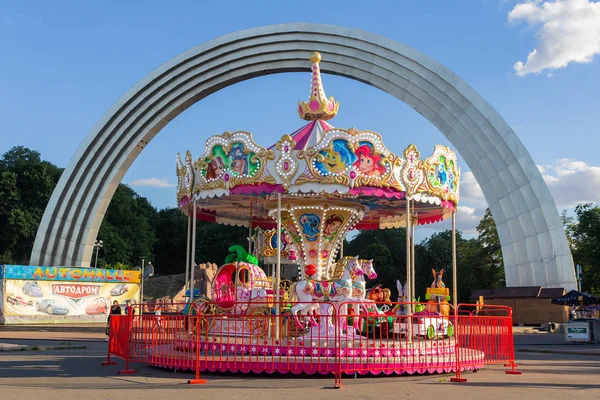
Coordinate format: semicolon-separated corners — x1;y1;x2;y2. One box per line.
31;23;575;290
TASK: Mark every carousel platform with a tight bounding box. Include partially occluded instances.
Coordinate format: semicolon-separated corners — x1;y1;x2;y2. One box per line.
144;333;484;376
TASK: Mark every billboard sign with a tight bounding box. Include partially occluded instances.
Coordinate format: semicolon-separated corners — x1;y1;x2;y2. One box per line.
0;265;140;324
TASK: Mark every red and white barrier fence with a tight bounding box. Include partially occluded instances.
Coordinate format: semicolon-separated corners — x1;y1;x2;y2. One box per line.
103;301;520;387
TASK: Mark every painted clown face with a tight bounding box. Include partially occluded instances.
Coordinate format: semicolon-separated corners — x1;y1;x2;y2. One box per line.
322;149;346;174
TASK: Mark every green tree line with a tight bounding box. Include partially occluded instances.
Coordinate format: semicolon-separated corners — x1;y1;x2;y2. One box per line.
2;146;598;298
0;146;247;273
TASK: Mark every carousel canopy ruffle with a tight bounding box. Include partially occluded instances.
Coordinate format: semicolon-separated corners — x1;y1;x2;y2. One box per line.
176;121;459;228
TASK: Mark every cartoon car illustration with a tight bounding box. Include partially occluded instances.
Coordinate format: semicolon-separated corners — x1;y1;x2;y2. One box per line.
36;299;69;315
393;311;453;340
23;281;43;297
110;284;129;296
85;297;109;315
7;294;34;307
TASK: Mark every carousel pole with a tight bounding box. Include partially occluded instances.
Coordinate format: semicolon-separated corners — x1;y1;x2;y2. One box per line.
405;199;412;322
452;210;458;311
411;202;416;303
275;193;282;339
190;200;197;305
248;222;253;255
185;214;191;295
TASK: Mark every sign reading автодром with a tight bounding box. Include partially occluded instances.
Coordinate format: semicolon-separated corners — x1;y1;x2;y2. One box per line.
3;265;141;283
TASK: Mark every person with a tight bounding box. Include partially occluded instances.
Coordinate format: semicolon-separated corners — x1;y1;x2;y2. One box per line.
124;300;135;316
570;306;577;320
106;300;122;339
154;304;163;332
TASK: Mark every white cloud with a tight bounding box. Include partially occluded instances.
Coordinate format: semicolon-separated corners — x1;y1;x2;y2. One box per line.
508;0;600;76
456;205;484;234
540;158;600;207
130;178;175;188
415;205;483;240
417;158;600;238
460;171;487;206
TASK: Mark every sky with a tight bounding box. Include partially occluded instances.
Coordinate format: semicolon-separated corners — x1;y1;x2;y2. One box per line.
1;0;599;241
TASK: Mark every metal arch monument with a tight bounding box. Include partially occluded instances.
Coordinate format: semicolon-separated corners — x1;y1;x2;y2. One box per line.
30;23;576;290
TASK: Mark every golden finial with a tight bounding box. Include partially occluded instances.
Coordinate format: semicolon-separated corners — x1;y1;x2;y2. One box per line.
297;52;339;121
309;51;321;63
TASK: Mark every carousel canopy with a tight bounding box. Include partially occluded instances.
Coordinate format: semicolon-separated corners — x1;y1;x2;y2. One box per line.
175;52;461;231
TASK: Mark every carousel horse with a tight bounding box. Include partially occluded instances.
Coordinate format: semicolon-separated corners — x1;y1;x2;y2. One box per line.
351;259;378;302
290;256;364;329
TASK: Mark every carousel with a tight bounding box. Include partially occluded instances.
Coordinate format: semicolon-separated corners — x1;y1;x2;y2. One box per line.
166;52;485;376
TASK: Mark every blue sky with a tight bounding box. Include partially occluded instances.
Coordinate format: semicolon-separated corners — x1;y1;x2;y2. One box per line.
1;0;599;239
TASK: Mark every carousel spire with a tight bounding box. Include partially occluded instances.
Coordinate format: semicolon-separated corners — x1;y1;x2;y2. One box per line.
297;52;339;121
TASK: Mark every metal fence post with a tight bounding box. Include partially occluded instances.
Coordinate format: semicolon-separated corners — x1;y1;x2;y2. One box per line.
451;304;467;382
188;315;207;384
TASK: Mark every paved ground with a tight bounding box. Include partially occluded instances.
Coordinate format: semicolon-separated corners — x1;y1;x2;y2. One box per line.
1;328;600;399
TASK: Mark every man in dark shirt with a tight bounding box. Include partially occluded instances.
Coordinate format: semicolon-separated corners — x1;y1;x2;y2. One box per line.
125;300;135;316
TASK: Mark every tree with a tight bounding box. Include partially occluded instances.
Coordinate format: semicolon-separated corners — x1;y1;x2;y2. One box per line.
344;228;407;294
0;146;62;263
359;242;395;290
151;207;188;275
195;222;249;265
97;184;156;268
568;204;600;294
473;208;505;290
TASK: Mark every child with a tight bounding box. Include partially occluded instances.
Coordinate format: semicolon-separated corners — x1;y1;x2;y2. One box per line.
154;304;163;332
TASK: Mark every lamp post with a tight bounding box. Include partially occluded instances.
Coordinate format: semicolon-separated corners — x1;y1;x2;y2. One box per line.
94;240;103;268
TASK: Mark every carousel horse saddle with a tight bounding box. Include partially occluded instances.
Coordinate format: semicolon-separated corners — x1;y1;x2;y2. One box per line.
303;280;339;300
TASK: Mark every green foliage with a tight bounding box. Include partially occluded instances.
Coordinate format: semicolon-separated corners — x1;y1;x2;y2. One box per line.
567;204;600;294
97;184;156;267
151;207;188;275
195;222;248;264
473;208;505;289
100;262;133;270
344;228;406;292
0;147;62;263
344;208;506;303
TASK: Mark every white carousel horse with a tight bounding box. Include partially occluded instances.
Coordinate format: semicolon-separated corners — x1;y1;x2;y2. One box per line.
289;256;363;328
351;259;377;301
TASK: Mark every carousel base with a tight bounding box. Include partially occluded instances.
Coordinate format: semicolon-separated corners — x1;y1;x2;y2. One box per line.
146;334;485;376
